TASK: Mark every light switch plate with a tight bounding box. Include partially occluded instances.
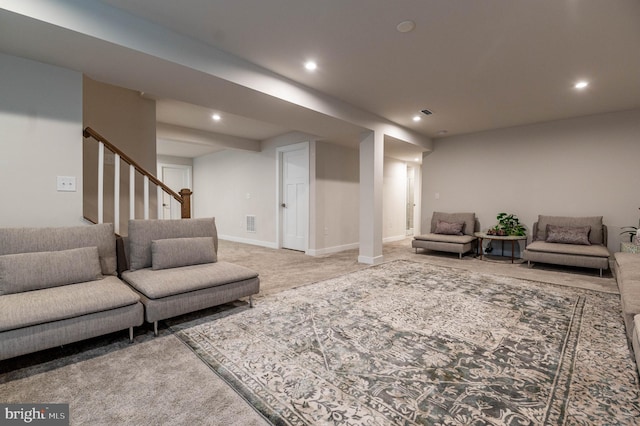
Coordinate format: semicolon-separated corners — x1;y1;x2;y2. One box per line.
57;176;77;192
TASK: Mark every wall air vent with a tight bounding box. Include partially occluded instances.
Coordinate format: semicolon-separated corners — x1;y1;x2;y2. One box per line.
246;215;256;233
421;109;433;116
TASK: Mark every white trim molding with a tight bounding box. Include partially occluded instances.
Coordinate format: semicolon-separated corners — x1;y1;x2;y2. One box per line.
218;235;278;249
306;242;359;257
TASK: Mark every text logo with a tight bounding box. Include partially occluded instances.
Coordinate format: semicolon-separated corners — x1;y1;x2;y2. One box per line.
1;404;68;426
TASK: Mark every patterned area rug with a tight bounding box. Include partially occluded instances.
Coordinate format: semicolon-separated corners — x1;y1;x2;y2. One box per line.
174;260;640;425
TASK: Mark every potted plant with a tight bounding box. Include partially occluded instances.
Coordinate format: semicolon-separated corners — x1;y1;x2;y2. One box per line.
620;225;639;243
620;208;640;243
495;212;526;236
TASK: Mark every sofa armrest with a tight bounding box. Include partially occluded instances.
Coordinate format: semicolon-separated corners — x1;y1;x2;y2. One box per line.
116;235;129;277
531;222;539;242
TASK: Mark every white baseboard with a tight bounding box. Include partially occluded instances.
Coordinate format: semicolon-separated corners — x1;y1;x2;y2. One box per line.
219;235;405;256
218;235;278;249
357;254;385;265
383;234;408;243
306;242;359;256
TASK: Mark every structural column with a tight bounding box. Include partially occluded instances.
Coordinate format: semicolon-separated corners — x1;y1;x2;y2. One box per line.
358;130;384;264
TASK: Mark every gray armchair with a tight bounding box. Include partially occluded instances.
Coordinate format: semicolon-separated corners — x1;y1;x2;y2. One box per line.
412;212;478;259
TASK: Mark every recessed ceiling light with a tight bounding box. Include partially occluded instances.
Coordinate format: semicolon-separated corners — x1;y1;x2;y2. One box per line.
437;130;448;135
414;157;420;162
412;115;422;122
211;114;221;121
304;61;317;71
396;20;416;33
574;80;589;89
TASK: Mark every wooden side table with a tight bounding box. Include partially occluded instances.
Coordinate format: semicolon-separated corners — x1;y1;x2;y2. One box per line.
474;232;527;263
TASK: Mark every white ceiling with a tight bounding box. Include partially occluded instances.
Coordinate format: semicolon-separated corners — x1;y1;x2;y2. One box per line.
155;99;289;158
101;0;640;136
1;1;639;160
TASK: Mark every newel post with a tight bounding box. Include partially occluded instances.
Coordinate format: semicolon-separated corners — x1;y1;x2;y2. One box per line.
180;188;193;219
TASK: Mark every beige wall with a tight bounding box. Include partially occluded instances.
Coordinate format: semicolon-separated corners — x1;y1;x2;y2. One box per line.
313;142;360;253
383;157;408;242
194;136;417;254
421;108;640;254
194;148;277;246
83;76;157;233
194;137;362;253
0;53;84;227
194;133;314;247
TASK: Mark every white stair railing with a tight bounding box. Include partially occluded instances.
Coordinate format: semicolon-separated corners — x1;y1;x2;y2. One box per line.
83;127;192;231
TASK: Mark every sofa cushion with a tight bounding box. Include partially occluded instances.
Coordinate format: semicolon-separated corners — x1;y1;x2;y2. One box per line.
614;252;640;269
152;237;217;270
536;215;603;245
128;218;218;271
0;223;117;276
431;212;475;236
0;247;102;296
545;225;591;245
414;233;476;244
122;261;259;299
0;276;140;332
526;241;610;257
434;220;464;236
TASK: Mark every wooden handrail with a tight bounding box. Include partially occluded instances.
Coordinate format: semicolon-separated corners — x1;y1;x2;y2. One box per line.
83;126;183;203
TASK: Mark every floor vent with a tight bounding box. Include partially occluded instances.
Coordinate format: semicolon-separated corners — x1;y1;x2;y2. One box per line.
246;215;256;233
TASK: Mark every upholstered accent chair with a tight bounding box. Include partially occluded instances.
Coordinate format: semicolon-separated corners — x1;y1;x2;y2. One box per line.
522;215;611;277
412;212;478;259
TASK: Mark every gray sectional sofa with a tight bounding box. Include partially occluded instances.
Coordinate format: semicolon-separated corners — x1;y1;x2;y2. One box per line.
412;212;477;259
0;224;144;361
0;218;260;360
613;252;640;377
522;215;611;276
121;218;260;336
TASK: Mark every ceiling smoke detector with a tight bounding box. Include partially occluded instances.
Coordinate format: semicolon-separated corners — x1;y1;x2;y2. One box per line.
421;109;433;116
396;20;416;33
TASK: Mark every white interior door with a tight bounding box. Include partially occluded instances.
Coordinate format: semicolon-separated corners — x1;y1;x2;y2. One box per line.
159;164;192;219
406;166;415;235
282;147;308;251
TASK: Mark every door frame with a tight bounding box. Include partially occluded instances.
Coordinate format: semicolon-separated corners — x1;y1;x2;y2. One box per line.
157;162;193;218
406;165;415;236
276;142;310;252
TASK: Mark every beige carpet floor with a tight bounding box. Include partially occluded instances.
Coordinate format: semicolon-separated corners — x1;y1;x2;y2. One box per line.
218;238;618;297
0;239;620;425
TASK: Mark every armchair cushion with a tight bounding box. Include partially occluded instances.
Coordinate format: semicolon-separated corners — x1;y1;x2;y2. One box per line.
525;241;609;257
434;220;464;236
536;215;603;244
151;237;217;270
123;262;258;299
128;218;218;271
0;247;102;295
414;233;476;244
545;225;591;245
431;212;476;236
0;276;139;332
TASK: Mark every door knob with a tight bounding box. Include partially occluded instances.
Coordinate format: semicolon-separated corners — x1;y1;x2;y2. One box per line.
281;203;286;208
